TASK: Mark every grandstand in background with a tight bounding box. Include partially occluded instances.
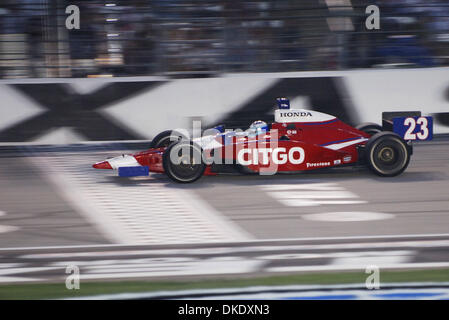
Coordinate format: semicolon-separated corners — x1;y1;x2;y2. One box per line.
1;0;448;78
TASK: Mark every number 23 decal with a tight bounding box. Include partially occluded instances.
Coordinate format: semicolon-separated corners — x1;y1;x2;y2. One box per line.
404;117;429;140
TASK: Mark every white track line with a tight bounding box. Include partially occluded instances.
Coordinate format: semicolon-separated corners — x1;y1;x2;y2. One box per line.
267;262;449;273
28;154;251;245
1;233;449;251
70;282;449;300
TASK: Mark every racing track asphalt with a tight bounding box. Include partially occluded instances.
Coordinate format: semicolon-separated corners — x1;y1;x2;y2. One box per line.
0;138;448;283
1;139;448;245
189;139;449;239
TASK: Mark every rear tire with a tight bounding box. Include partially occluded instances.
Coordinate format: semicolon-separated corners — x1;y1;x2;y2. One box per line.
356;123;382;136
365;132;410;177
163;141;206;183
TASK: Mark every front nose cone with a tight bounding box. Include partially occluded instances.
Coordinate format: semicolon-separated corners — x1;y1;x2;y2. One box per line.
93;161;112;169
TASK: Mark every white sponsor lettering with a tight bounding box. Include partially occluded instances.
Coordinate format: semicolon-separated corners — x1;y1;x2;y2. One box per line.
289;147;305;164
306;162;331;168
279;111;312;118
237;147;305;166
237;149;252;166
259;148;271;165
272;148;287;165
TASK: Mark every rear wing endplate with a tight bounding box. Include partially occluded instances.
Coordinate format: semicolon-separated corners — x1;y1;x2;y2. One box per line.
382;111;433;141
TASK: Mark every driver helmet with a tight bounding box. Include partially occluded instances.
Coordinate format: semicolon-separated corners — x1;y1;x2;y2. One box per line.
248;120;268;136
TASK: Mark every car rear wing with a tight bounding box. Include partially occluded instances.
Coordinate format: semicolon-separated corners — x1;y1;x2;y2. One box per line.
382;111;433;141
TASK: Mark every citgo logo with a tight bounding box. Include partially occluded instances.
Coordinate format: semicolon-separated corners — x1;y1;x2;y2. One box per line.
237;147;305;166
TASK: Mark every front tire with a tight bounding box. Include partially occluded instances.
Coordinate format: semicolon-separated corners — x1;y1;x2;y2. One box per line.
150;130;187;148
163;141;206;183
365;132;410;177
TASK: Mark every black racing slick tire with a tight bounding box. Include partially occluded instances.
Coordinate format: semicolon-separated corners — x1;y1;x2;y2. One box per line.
150;130;187;148
365;132;411;177
356;123;383;136
163;141;206;183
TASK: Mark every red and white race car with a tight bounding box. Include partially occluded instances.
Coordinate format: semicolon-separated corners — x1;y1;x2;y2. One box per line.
93;98;432;183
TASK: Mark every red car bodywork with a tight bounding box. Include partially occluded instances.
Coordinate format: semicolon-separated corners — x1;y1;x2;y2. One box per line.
94;117;371;175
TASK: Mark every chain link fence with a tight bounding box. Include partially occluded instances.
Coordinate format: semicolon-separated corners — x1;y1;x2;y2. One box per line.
1;0;448;79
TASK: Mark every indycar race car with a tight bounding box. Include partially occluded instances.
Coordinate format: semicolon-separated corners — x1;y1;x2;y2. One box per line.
93;98;433;183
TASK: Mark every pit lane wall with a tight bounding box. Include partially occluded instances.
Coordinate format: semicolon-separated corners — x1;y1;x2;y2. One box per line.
0;67;448;144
